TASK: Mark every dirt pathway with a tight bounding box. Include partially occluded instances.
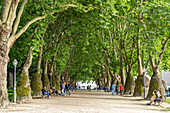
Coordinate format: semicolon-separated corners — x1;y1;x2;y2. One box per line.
0;90;170;113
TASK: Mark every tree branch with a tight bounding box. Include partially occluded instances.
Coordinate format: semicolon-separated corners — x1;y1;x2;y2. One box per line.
131;58;138;66
158;37;170;65
61;4;78;8
12;0;28;35
8;11;56;48
149;53;155;69
6;0;20;29
145;59;150;69
1;0;13;23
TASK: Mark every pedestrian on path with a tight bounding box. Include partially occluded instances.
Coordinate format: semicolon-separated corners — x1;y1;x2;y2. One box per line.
116;83;119;95
68;83;72;96
62;82;65;96
119;84;124;96
112;83;116;95
107;85;110;92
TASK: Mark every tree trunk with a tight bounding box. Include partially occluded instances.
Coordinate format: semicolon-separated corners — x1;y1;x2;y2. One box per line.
0;38;10;107
119;43;125;85
137;29;143;75
49;56;55;86
106;70;110;86
50;56;55;73
54;64;60;90
0;1;15;105
148;55;166;99
17;46;32;101
37;45;43;74
42;60;50;89
102;67;107;88
124;67;135;95
111;74;115;86
134;34;144;96
133;75;143;96
8;72;13;88
147;68;166;99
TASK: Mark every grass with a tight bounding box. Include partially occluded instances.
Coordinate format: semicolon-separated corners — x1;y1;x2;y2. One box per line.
167;98;170;103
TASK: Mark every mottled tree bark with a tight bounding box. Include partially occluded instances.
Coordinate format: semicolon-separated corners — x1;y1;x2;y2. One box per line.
18;46;33;101
102;67;106;87
0;0;20;107
0;34;10;107
124;67;135;94
119;43;125;85
134;28;144;96
147;37;169;99
42;60;50;89
37;46;43;74
54;64;60;90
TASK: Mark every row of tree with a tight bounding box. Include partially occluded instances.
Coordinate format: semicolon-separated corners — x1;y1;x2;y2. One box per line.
0;0;169;107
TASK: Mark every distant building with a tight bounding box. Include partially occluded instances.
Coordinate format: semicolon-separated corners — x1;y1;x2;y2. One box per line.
162;71;170;86
76;80;97;89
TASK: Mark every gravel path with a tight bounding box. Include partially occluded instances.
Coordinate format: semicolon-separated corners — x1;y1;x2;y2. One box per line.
0;90;170;113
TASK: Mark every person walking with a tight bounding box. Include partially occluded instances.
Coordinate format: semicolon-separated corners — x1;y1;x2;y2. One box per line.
97;84;99;92
68;83;72;96
112;83;116;95
62;82;65;96
116;84;119;95
65;83;69;95
107;85;110;92
116;81;119;95
74;83;77;91
119;84;124;96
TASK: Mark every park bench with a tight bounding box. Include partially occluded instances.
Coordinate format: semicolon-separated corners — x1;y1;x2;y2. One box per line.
41;91;47;99
124;90;130;95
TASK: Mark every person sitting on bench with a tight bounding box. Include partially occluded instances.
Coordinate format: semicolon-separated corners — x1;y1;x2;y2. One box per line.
41;86;50;98
147;90;161;105
52;87;61;96
147;90;157;105
154;90;162;105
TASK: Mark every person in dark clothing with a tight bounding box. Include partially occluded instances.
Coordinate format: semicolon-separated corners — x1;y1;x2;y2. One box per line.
154;90;161;104
52;87;61;96
60;84;62;94
65;83;69;95
147;90;160;105
74;84;77;91
41;86;50;98
116;84;119;95
68;83;72;95
116;81;119;95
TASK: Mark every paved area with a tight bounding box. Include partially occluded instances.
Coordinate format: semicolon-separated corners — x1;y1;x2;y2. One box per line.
0;90;170;113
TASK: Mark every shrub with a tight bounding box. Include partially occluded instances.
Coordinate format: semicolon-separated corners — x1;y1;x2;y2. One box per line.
133;75;144;96
8;87;18;102
8;93;13;102
16;73;30;97
56;76;60;90
147;76;160;98
52;74;56;87
31;73;42;95
43;75;50;87
124;73;134;94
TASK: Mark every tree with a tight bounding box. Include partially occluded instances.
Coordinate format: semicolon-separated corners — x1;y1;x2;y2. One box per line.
0;0;97;107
